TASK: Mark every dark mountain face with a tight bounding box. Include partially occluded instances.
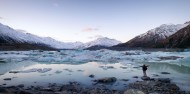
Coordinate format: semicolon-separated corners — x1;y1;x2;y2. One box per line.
114;22;190;49
162;25;190;48
0;35;56;51
0;23;57;51
114;23;188;48
0;36;17;44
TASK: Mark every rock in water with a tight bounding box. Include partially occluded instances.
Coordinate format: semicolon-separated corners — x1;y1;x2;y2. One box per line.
94;77;117;83
9;71;20;74
161;72;171;74
89;74;95;78
124;89;145;94
133;76;138;78
3;78;11;80
156;78;171;83
141;76;150;80
18;84;24;88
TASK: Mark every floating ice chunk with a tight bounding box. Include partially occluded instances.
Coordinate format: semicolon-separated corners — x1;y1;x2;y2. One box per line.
63;68;73;72
20;68;52;73
55;70;62;74
37;68;52;73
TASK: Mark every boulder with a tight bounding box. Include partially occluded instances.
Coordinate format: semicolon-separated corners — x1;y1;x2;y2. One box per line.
141;76;150;80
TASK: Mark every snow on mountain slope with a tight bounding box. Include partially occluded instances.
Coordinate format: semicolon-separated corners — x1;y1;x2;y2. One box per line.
0;23;44;44
42;37;83;49
0;23;84;49
138;23;188;40
84;37;121;48
116;22;190;48
0;23;121;49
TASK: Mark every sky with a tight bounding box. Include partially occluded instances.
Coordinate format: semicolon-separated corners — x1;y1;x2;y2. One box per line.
0;0;190;43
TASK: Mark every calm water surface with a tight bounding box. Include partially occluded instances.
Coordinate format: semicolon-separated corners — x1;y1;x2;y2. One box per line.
0;50;190;91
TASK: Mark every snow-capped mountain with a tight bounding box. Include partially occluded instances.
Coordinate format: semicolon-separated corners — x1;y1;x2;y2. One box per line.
41;37;83;49
0;23;44;44
83;37;121;48
0;22;121;49
0;23;83;49
115;21;190;48
138;23;188;40
161;24;190;48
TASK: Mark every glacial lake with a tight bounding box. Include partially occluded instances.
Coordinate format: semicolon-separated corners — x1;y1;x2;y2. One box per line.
0;49;190;91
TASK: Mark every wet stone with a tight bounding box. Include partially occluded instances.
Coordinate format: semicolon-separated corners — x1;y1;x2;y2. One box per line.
3;78;11;80
141;76;150;81
94;77;117;83
0;60;6;63
9;71;20;74
133;76;138;79
89;74;95;78
160;72;170;74
156;78;171;83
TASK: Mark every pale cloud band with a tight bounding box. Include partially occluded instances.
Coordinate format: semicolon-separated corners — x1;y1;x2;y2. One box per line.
82;27;99;32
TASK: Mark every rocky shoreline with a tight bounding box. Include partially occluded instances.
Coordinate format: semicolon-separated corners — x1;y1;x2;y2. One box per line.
0;77;189;94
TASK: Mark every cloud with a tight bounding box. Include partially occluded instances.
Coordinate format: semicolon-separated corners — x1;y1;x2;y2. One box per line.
0;16;3;19
82;27;99;32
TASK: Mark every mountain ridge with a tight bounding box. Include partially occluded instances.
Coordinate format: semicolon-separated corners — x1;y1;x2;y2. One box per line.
115;21;190;48
160;24;190;48
0;22;121;50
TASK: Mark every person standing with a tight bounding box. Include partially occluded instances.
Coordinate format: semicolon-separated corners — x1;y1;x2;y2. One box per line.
140;64;149;77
